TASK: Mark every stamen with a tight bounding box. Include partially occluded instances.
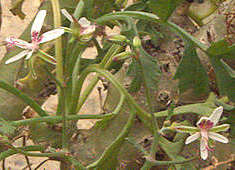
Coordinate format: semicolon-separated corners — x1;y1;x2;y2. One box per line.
32;31;40;42
198;119;214;129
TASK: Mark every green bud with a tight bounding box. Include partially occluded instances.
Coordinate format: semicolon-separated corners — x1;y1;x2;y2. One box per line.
133;36;141;48
113;51;134;61
108;35;128;42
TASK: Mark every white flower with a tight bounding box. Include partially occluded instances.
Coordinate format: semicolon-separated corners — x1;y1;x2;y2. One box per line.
5;10;64;64
174;106;230;160
61;9;96;35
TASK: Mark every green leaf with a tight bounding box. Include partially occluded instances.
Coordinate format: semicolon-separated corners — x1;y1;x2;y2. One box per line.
0;81;48;117
127;47;161;93
83;0;117;19
127;59;142;93
221;59;235;78
207;40;235;102
209;57;235;101
174;42;209;96
138;47;161;91
0;118;16;135
159;135;196;169
147;0;184;21
207;39;235;58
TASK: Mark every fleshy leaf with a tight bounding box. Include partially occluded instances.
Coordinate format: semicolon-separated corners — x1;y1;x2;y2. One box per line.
147;0;184;21
174;42;209;96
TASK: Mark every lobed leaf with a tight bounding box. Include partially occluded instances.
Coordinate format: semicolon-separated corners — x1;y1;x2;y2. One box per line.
147;0;184;21
174;41;209;96
207;40;235;102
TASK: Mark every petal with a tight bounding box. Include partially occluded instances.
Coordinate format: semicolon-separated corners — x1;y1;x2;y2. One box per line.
25;50;34;60
78;17;91;27
185;132;200;144
5;50;29;64
208;132;229;143
39;29;64;44
81;25;96;35
210;124;230;133
200;138;208;160
6;38;32;49
209;106;223;125
61;9;74;23
173;126;199;133
31;10;46;37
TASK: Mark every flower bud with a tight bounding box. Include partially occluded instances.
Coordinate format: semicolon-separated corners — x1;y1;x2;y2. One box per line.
108;35;129;44
113;51;134;61
133;36;141;48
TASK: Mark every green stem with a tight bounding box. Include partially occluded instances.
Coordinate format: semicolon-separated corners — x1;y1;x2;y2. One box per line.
50;0;64;115
112;94;125;115
61;88;68;150
165;21;208;51
11;113;116;127
50;0;63;84
38;49;56;65
0;145;86;169
92;37;103;55
144;156;197;166
0;145;44;161
86;104;136;169
72;44;122;114
50;0;68;152
0;81;48;117
74;65;152;131
96;11;208;51
154;103;215;118
99;44;122;68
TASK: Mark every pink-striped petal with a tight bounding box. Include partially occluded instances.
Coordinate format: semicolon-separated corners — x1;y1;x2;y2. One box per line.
5;50;29;64
185;132;200;144
6;37;32;49
31;10;46;37
200;138;208;160
39;29;64;44
208;132;229;143
209;106;223;125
